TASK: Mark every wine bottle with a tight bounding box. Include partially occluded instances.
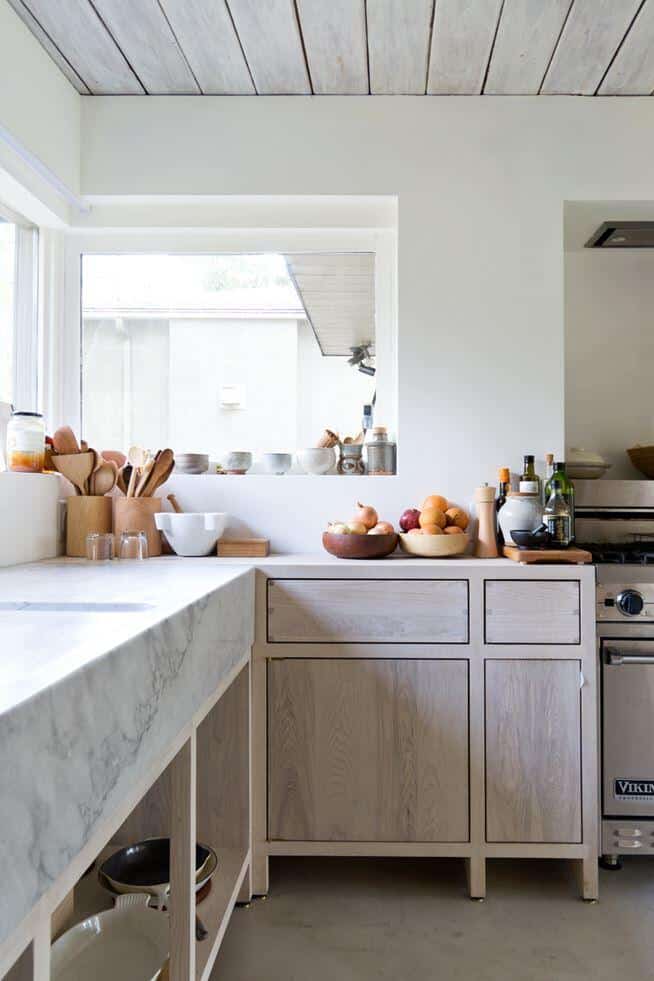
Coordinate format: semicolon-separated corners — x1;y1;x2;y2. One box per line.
543;478;572;547
496;468;510;511
544;461;575;542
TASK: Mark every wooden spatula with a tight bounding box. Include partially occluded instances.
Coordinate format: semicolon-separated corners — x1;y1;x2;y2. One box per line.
51;451;95;496
52;426;80;455
140;448;174;497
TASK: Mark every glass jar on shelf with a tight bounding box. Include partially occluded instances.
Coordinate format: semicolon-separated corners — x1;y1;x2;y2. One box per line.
6;411;45;473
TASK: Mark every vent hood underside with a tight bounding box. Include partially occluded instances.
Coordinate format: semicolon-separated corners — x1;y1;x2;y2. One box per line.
586;222;654;248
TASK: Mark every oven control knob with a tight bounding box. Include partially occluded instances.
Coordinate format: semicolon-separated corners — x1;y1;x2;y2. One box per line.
617;589;644;617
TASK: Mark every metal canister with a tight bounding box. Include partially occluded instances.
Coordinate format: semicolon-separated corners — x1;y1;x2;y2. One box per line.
338;443;365;475
365;427;396;475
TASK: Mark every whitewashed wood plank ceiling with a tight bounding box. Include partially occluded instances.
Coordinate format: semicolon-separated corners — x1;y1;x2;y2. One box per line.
7;0;654;96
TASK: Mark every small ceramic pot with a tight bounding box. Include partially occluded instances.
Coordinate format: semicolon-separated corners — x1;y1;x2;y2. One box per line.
297;447;336;475
222;451;252;474
260;453;292;475
498;493;543;546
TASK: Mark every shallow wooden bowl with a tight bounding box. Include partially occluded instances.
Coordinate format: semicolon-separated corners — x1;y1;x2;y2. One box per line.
628;446;654;479
399;532;469;558
322;531;398;559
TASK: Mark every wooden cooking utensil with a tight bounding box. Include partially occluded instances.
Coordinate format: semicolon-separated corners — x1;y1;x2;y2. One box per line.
102;449;127;469
51;451;95;496
126;445;147;497
91;460;118;496
141;448;174;497
52;426;80;455
134;455;156;497
167;494;183;513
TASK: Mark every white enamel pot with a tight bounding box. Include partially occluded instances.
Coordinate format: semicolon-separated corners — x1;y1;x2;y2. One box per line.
155;512;227;556
498;493;543;546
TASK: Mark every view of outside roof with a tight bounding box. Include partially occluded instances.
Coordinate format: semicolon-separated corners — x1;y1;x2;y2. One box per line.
82;253;305;316
0;221;15;405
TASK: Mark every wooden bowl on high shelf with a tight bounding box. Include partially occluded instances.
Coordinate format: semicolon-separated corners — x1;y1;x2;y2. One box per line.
627;445;654;479
399;532;469;558
322;531;398;560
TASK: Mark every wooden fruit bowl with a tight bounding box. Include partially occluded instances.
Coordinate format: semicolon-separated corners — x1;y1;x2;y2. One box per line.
628;446;654;479
322;531;398;559
399;532;469;558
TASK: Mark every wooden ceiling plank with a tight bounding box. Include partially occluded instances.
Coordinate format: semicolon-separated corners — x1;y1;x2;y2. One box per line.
5;0;91;93
226;0;311;94
367;0;434;94
598;1;654;94
485;0;572;94
541;0;643;95
296;0;368;94
15;0;143;93
159;0;255;93
91;0;200;93
428;0;504;94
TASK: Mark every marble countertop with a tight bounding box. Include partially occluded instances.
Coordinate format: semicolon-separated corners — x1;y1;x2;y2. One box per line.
0;557;255;949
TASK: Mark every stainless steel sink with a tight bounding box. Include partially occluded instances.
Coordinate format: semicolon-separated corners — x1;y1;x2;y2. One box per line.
0;601;155;612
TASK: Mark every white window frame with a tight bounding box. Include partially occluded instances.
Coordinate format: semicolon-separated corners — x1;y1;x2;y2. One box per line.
0;202;39;411
61;227;398;443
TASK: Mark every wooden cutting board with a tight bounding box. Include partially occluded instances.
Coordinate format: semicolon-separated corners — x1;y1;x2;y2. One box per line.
503;545;592;564
217;538;270;557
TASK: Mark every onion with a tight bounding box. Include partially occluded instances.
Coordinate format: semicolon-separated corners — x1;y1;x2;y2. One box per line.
369;521;395;535
346;521;368;535
352;502;378;530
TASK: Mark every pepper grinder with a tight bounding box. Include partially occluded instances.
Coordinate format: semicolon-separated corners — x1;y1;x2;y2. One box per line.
474;484;499;558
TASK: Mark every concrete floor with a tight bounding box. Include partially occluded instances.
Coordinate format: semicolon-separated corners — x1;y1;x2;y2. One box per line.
212;856;654;981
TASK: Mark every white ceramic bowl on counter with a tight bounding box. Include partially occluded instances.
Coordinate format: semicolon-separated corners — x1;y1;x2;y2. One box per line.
221;451;252;474
260;452;292;474
297;447;336;475
155;512;227;556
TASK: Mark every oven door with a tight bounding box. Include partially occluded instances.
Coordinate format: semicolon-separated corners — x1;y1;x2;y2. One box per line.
603;639;654;817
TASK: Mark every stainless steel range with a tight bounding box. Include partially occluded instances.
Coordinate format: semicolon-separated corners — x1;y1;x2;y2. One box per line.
576;480;654;868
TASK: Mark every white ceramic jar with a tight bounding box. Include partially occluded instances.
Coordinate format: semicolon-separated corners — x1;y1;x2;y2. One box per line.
498;492;542;546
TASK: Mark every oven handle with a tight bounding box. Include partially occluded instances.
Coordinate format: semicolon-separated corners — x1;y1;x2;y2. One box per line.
607;650;654;666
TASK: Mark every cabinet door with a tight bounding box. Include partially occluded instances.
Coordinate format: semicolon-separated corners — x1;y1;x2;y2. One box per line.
485;660;582;843
268;659;469;842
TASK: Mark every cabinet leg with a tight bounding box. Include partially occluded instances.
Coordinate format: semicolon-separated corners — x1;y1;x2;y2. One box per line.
577;856;599;901
238;861;253;904
465;856;486;900
252;848;269;896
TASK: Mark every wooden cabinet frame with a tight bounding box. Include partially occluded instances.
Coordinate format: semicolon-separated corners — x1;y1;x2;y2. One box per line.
253;565;598;903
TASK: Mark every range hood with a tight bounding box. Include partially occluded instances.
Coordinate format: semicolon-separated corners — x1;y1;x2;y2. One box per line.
586;222;654;248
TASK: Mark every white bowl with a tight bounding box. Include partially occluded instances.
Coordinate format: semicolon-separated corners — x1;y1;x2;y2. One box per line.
261;452;292;475
222;451;252;474
155;512;227;556
297;447;336;475
174;453;209;475
51;894;168;981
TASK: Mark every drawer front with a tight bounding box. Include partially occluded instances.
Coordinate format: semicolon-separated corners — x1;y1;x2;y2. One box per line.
267;578;469;644
485;580;580;645
268;658;469;842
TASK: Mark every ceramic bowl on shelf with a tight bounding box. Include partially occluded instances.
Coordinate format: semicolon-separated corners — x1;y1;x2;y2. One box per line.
322;531;398;559
221;451;252;474
567;447;612;480
155;512;227;556
51;893;169;981
260;452;292;475
399;532;469;558
297;447;336;475
174;453;209;475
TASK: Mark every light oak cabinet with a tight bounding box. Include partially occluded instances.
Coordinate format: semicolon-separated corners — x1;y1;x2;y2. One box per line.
485;580;580;644
267;579;469;643
268;658;469;842
485;659;582;843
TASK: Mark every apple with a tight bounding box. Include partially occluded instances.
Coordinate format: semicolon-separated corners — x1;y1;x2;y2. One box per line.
399;508;421;532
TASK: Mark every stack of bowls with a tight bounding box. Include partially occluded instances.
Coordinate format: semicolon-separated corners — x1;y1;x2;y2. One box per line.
175;453;209;475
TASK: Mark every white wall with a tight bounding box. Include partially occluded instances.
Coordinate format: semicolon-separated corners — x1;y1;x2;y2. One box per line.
70;97;654;550
565;250;654;478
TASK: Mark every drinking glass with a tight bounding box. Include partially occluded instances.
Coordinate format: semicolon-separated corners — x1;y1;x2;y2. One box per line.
86;532;114;561
118;530;149;560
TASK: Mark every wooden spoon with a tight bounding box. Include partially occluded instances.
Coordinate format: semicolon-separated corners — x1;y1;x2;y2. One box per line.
141;448;174;497
102;449;127;469
51;451;95;496
126;445;147;497
52;426;80;455
117;464;131;496
167;494;183;513
90;460;118;496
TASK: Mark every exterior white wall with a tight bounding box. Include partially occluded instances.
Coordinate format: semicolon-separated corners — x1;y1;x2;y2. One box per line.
565;250;654;479
67;97;654;548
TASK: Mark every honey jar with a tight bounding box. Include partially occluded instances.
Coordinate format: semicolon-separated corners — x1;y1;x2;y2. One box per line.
6;411;45;473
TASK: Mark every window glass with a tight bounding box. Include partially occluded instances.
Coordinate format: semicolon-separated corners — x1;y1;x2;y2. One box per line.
0;220;16;405
81;253;378;466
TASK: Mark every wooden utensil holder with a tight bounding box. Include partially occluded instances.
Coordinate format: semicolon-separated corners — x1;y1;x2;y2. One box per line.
113;497;162;557
66;496;113;557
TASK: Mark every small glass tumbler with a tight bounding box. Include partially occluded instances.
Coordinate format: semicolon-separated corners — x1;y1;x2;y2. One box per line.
86;532;114;561
119;530;149;560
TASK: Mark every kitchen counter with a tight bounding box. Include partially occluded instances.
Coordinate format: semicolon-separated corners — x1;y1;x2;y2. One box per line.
0;558;254;953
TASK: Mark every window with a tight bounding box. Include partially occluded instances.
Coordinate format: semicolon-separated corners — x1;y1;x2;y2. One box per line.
0;206;38;410
80;252;384;468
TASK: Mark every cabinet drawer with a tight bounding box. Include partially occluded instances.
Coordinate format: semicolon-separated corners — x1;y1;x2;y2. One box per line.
268;658;469;842
485;580;580;645
267;579;469;644
485;659;582;843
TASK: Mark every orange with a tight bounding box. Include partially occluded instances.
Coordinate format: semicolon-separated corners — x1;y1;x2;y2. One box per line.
419;507;447;529
445;507;469;530
444;525;464;535
422;494;448;513
421;523;444;535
